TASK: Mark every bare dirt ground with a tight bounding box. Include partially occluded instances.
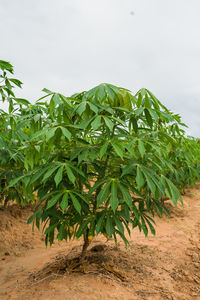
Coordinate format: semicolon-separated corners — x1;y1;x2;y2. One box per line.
0;184;200;300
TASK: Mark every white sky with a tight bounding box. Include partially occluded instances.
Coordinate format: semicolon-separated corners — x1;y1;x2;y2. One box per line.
1;0;200;137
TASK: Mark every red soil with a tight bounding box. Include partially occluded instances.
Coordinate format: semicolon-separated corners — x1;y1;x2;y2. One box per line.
0;185;200;300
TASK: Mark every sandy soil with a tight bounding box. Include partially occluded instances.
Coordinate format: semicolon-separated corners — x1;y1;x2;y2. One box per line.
0;184;200;300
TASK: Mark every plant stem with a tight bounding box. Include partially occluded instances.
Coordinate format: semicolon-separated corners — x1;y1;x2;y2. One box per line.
80;228;89;262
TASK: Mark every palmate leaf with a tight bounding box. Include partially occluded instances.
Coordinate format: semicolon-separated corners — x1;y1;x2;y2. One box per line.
103;116;114;131
144;94;151;109
0;60;13;72
136;166;144;190
106;216;114;237
73;191;89;204
46;127;57;141
163;176;182;206
65;165;75;184
91;115;102;130
115;229;129;246
141;216;148;237
109;181;119;213
69;192;81;214
46;193;62;209
99;141;109;158
61;127;71;140
140;166;156;197
134;107;144;116
97;182;111;207
111;142;123;159
144;108;153;128
42;165;59;182
148;108;158;121
7;175;24;188
76;102;87;115
131;117;138;133
88;102;98;114
76;219;90;238
54;165;64;187
113;215;124;234
138;140;146;157
121;164;135;177
60;193;69;212
144;215;156;235
119;184;132;209
96;212;106;234
52;93;61;105
14;98;30;106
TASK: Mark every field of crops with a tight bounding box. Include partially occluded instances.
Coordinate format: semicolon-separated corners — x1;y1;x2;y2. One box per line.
0;60;200;299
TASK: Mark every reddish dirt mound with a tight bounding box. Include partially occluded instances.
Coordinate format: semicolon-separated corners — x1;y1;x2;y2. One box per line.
0;185;200;300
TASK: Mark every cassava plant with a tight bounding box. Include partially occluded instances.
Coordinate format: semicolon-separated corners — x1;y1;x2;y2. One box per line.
14;83;194;259
0;60;28;206
3;60;200;258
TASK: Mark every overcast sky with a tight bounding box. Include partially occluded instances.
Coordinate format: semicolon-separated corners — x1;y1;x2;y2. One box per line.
1;0;200;137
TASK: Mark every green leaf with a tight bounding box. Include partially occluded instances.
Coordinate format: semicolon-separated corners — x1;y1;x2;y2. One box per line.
0;60;13;72
109;181;119;212
131;117;138;133
76;219;90;238
118;184;132;209
9;78;23;87
44;222;59;234
97;182;111;207
100;141;109;158
103;116;114;131
136;166;144;190
138;140;146;157
106;216;114;237
27;213;36;225
148;108;158;121
42;88;52;94
43;165;59;182
46;193;62;209
121;164;135;177
77;102;87;115
134;107;144;116
53;93;61;105
111;143;123;159
88;102;98;114
91;116;101;130
54;165;64;187
141;216;148;237
61;127;71;140
141;168;156;197
73;191;89;204
144;94;151;109
144;108;153;128
165;177;181;206
60;193;69;212
112;116;126;127
132;203;140;220
7;175;24;188
14;98;30;106
46;127;57;141
96;213;106;234
113;215;124;234
70;192;81;214
65;165;76;184
115;229;129;246
144;216;156;235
